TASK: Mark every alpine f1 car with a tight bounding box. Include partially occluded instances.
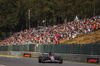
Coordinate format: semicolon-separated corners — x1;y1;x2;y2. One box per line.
38;52;63;64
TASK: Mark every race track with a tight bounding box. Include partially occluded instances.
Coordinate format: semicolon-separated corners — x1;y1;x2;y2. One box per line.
0;57;99;66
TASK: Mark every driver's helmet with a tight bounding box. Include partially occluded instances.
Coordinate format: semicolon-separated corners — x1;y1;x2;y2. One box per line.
49;52;52;56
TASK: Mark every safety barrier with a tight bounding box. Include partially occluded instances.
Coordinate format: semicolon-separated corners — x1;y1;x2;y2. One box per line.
0;42;100;55
36;42;100;55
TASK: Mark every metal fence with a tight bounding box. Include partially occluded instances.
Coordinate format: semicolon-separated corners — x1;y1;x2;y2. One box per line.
0;42;100;55
0;44;35;52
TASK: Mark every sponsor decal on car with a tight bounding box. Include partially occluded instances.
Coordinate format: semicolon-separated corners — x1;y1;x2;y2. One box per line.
50;56;54;60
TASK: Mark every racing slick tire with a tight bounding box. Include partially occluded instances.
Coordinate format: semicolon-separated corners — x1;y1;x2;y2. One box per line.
59;56;63;64
41;57;45;63
38;56;42;63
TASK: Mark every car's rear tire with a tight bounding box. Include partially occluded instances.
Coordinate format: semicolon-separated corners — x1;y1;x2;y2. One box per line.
38;56;42;63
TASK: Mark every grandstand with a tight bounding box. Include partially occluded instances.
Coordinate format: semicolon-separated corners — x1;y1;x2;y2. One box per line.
0;16;100;45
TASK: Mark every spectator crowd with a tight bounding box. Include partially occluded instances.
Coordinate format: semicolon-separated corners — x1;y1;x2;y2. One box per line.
0;16;100;45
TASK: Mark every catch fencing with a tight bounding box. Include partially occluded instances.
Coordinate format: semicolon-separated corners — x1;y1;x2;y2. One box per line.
0;42;100;55
0;44;35;52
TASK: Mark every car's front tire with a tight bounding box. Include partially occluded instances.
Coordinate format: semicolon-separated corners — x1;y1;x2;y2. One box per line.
59;56;63;64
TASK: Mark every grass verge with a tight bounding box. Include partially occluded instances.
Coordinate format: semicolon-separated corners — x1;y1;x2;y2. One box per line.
60;29;100;44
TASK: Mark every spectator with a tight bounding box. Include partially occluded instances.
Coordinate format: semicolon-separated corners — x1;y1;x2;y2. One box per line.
0;16;100;45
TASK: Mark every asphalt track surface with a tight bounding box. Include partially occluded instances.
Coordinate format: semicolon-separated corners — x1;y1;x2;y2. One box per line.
0;57;99;66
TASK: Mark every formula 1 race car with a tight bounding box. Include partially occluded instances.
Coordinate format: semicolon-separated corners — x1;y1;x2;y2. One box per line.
38;52;63;64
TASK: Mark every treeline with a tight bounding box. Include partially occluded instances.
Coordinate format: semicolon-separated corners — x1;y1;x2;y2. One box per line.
0;0;100;40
